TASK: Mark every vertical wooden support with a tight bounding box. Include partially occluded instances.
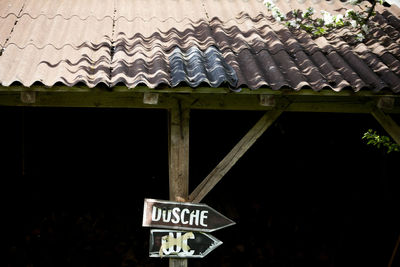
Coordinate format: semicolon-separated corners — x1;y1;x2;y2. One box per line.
168;101;190;267
371;107;400;146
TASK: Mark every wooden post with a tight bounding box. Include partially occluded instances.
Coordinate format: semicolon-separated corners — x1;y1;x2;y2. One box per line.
168;101;190;267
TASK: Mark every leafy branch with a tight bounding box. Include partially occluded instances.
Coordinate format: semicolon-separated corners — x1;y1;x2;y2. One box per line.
264;0;384;42
362;129;400;153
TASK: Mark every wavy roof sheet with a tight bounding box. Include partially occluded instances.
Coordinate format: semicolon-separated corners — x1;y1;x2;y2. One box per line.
0;0;399;92
21;0;114;20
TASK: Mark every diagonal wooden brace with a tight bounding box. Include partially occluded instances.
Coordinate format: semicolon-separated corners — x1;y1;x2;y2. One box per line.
188;110;283;203
371;107;400;146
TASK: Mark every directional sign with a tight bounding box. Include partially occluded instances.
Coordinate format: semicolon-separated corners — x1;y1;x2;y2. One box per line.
149;229;222;258
142;198;235;232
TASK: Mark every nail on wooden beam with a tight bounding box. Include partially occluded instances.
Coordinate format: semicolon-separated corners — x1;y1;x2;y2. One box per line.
377;97;395;110
143;92;159;105
259;95;275;107
20;91;36;104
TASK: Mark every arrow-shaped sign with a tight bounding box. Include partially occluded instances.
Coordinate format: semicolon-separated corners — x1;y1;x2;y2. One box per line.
149;229;222;258
142;198;235;232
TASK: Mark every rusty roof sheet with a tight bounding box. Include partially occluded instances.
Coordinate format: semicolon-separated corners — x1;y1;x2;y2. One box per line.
0;0;399;92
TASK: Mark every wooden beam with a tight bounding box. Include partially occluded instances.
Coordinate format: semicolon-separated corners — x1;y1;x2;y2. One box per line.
371;107;400;145
182;94;384;113
168;101;190;267
0;92;174;109
188;109;283;203
168;101;190;200
5;85;399;98
3;91;400;114
284;102;374;113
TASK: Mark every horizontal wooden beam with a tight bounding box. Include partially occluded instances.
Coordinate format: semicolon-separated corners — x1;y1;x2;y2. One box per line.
188;110;283;203
285;102;374;113
0;85;400;98
0;92;174;109
181;94;393;113
115;86;398;97
2;85;399;98
1;91;399;114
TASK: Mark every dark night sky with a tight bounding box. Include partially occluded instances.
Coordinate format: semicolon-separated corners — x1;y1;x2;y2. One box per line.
2;106;400;267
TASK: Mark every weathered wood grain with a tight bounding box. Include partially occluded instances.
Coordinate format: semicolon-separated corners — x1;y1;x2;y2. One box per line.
2;92;399;113
168;102;190;267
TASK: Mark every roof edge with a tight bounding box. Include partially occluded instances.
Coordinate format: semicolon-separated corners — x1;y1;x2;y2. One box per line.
1;85;399;97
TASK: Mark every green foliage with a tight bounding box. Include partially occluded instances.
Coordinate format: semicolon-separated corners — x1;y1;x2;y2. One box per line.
362;129;400;153
264;0;383;42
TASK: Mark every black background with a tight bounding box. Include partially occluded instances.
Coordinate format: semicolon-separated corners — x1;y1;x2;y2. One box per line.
2;106;400;267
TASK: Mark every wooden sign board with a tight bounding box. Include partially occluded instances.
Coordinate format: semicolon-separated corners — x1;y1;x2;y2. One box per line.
149;229;222;258
142;198;235;232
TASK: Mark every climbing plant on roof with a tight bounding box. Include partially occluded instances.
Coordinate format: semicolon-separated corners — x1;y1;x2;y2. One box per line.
264;0;399;153
264;0;384;42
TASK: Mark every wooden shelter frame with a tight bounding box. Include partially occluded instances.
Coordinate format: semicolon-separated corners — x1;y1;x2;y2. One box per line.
1;85;399;266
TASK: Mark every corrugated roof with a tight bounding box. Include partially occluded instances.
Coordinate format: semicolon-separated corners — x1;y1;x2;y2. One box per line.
20;0;114;20
0;0;399;92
